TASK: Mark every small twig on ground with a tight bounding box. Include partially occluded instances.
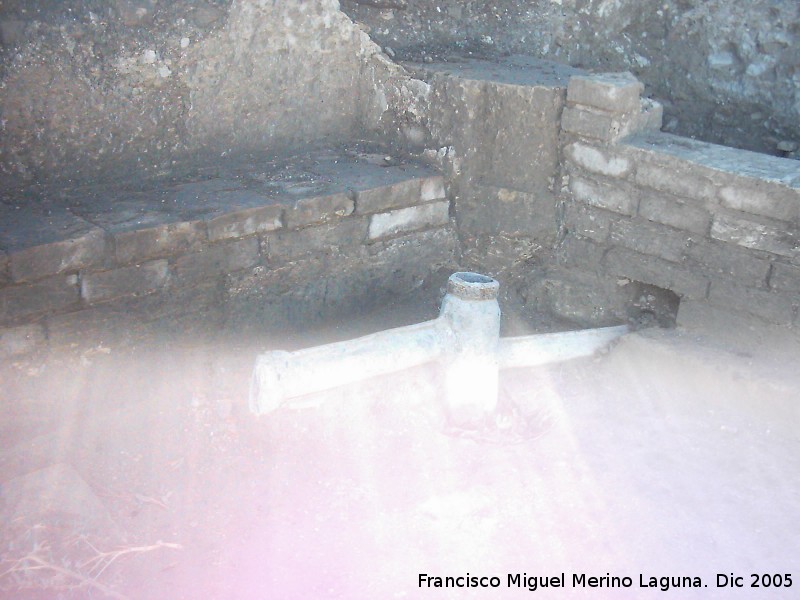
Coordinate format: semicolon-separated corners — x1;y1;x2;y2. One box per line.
1;551;129;599
1;537;183;599
81;540;183;580
134;493;170;510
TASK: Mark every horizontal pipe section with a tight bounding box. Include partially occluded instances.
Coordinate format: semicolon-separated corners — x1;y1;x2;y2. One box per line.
249;273;629;417
250;319;446;415
497;324;629;370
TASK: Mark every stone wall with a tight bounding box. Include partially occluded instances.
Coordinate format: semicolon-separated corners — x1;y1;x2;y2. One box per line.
342;0;800;157
407;57;581;295
402;57;798;330
544;73;800;328
0;152;457;358
0;0;421;186
3;0;796;187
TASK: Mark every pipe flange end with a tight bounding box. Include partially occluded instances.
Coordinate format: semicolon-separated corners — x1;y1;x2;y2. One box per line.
447;272;500;301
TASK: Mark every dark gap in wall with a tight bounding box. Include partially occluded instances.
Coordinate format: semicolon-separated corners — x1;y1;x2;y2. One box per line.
625;281;681;330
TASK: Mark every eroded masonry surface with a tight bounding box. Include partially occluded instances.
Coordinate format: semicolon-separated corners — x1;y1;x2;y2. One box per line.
3;55;798;358
1;145;457;355
1;3;799;598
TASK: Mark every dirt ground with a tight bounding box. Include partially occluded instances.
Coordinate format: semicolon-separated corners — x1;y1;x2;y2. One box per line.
1;298;799;599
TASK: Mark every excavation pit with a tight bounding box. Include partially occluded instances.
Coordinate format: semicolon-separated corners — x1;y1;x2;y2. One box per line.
1;2;799;596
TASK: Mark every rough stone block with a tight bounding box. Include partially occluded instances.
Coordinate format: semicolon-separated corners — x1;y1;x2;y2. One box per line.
675;299;793;335
285;192;354;229
355;179;423;215
710;212;799;259
564;142;632;178
46;306;133;349
114;220;207;264
173;238;260;284
459;185;557;237
568;176;638;216
0;275;80;323
206;204;283;242
421;177;447;202
523;269;628;327
638;192;712;234
0;323;46;358
564;202;613;242
718;184;799;222
770;262;800;293
81;259;169;304
625;131;799;191
604;247;710;299
0;250;8;284
557;235;606;270
8;228;107;283
686;240;772;288
365;227;459;272
482;83;564;191
0;203;110;283
47;282;224;348
2;464;118;536
459;232;548;276
633;161;717;202
610;217;694;263
633;98;664;133
708;279;796;325
566;72;644;114
263;218;368;263
368;200;450;241
561;106;621;142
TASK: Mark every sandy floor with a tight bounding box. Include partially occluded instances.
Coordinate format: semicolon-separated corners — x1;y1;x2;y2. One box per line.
1;303;799;599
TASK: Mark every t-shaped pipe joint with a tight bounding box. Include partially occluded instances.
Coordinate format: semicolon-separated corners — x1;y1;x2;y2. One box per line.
250;272;627;427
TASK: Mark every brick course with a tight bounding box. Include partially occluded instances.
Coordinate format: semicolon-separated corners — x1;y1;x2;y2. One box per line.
81;260;170;304
560;70;799;327
0;152;456;353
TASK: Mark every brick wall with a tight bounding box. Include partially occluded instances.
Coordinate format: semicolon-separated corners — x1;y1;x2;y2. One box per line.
412;57;582;283
0;157;457;358
558;72;799;327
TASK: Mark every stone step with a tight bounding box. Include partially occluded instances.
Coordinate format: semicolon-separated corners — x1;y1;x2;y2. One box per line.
0;147;457;356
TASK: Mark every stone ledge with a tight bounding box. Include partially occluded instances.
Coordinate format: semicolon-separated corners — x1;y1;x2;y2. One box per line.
623;131;800;217
0;147;452;345
0;204;109;283
562;106;623;142
625;131;800;188
355;176;447;215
